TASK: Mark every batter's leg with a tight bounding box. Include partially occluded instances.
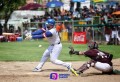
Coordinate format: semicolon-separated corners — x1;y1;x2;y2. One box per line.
50;44;70;67
33;49;50;72
50;44;78;76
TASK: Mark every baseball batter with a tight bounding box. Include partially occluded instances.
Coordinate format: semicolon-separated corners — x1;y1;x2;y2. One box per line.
69;42;116;75
26;18;78;76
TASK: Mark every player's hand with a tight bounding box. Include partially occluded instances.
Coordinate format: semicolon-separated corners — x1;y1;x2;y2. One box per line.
69;46;75;55
69;50;75;55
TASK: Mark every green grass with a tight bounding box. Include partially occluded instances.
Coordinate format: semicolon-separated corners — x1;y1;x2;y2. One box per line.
0;40;120;61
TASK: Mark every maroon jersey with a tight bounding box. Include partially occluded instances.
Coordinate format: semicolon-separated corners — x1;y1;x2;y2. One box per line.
84;49;113;66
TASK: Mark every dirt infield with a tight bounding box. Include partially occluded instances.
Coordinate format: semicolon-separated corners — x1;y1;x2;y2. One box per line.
0;59;120;82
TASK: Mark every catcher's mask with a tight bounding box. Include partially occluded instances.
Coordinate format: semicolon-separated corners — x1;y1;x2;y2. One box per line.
88;42;98;49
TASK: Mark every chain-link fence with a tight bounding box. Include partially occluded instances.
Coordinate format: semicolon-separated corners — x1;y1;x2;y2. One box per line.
1;18;119;45
20;18;120;45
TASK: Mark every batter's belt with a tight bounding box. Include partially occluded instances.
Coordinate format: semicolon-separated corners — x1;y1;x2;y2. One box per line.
51;42;61;46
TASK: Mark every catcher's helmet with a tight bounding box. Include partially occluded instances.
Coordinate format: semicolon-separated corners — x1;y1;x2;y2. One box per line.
88;42;98;49
45;18;55;26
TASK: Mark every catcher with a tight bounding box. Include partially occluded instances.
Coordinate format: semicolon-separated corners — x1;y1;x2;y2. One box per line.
69;42;120;75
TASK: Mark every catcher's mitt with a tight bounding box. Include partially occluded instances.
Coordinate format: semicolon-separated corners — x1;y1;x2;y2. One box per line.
69;46;80;56
69;46;75;56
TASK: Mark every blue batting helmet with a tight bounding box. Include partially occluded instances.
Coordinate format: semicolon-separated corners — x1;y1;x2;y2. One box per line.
45;19;55;26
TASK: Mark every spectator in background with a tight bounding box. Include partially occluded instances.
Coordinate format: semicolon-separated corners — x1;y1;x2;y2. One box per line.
44;9;50;17
72;8;79;20
0;23;3;35
66;22;72;42
56;22;66;32
85;27;93;43
110;20;120;45
96;26;103;43
9;24;14;33
0;23;7;42
56;22;66;39
38;23;42;29
56;22;62;32
118;20;120;37
103;13;108;23
0;23;3;42
104;24;112;45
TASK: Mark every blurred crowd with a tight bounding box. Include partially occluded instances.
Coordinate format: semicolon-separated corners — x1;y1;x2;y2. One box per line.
24;3;120;44
29;3;120;22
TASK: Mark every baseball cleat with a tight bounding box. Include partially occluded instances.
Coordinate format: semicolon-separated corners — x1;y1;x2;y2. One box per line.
67;63;72;72
70;68;79;76
32;68;42;72
76;71;82;75
67;63;78;76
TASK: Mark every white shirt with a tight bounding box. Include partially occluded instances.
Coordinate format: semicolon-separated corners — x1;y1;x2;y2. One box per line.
47;28;60;45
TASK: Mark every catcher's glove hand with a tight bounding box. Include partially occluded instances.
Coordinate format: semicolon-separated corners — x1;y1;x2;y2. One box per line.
69;46;75;55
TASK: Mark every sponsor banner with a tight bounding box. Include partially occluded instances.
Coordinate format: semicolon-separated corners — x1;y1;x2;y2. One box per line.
73;32;86;44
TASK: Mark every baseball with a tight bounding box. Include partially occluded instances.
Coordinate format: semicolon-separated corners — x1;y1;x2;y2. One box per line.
38;45;42;47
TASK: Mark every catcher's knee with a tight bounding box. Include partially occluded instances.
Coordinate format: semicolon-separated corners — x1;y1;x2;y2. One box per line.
86;60;96;68
77;60;96;73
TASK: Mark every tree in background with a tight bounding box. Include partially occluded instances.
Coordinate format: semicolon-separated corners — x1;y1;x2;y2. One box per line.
0;0;26;32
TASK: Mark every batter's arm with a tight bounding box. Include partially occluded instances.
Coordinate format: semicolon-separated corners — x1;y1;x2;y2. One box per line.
32;28;46;35
32;31;53;39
